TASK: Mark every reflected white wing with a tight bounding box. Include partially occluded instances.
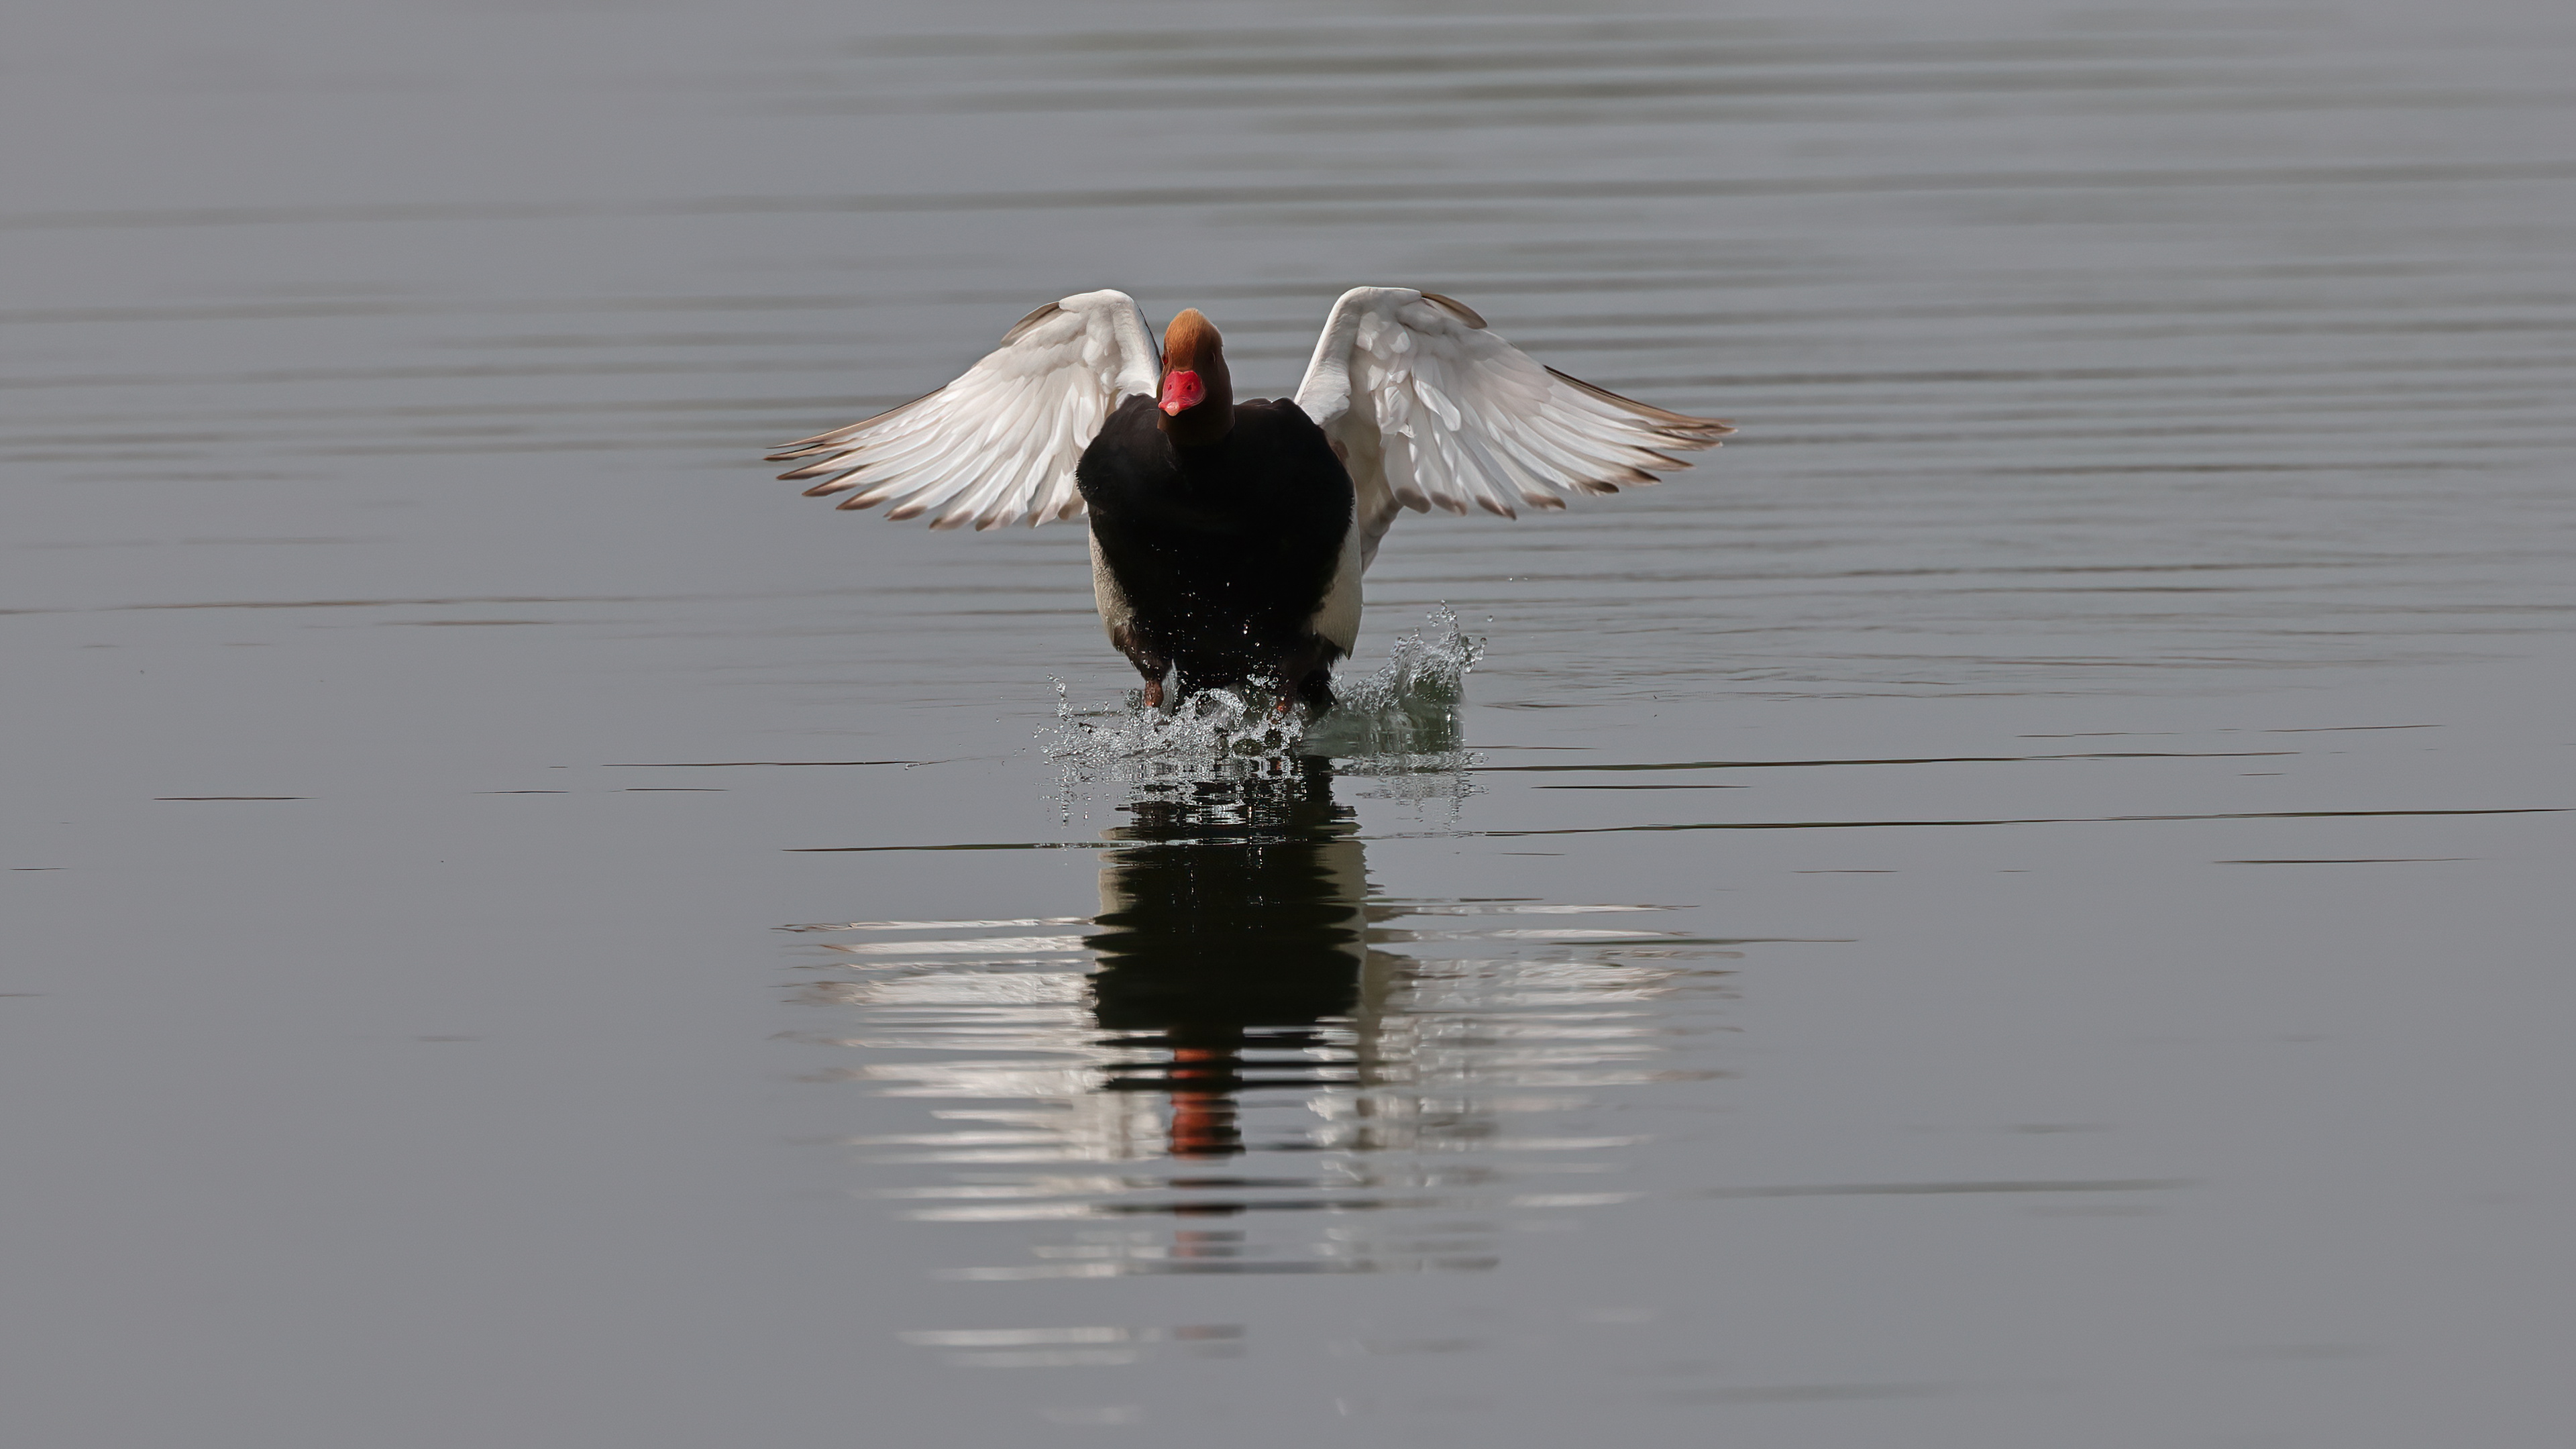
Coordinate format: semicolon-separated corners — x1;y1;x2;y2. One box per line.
1292;286;1732;567
769;289;1159;530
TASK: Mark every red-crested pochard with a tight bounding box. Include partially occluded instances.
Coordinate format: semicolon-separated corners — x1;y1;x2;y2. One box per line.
769;288;1731;711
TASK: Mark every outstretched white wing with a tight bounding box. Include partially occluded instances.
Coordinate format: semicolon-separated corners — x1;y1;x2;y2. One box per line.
769;289;1160;530
1292;286;1732;567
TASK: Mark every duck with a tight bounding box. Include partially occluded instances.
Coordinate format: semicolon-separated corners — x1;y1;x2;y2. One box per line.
768;287;1731;712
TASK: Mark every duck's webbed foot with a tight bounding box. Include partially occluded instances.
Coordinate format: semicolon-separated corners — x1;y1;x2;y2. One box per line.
1110;623;1171;711
1274;635;1343;717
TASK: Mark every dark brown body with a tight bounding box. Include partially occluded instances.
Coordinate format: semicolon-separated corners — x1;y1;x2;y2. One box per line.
1077;394;1354;708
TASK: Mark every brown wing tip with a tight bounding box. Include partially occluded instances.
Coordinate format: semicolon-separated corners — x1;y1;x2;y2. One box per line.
1545;366;1734;438
1415;290;1487;329
776;456;853;481
766;386;947;460
1000;301;1063;345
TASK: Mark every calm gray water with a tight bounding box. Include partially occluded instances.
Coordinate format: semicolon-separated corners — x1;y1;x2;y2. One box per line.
5;1;2572;1444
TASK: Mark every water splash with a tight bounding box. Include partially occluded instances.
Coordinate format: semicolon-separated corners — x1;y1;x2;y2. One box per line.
1303;604;1485;766
1043;606;1485;789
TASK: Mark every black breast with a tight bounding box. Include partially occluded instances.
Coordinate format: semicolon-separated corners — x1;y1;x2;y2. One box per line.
1077;396;1354;691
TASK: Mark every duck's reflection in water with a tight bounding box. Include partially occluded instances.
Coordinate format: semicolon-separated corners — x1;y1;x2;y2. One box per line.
800;757;1719;1281
1089;757;1381;1167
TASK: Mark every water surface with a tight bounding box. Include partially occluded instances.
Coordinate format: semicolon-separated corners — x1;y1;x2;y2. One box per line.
3;1;2571;1444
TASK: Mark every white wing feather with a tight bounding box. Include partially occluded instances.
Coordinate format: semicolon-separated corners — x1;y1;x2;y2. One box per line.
1292;286;1733;568
769;289;1159;530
